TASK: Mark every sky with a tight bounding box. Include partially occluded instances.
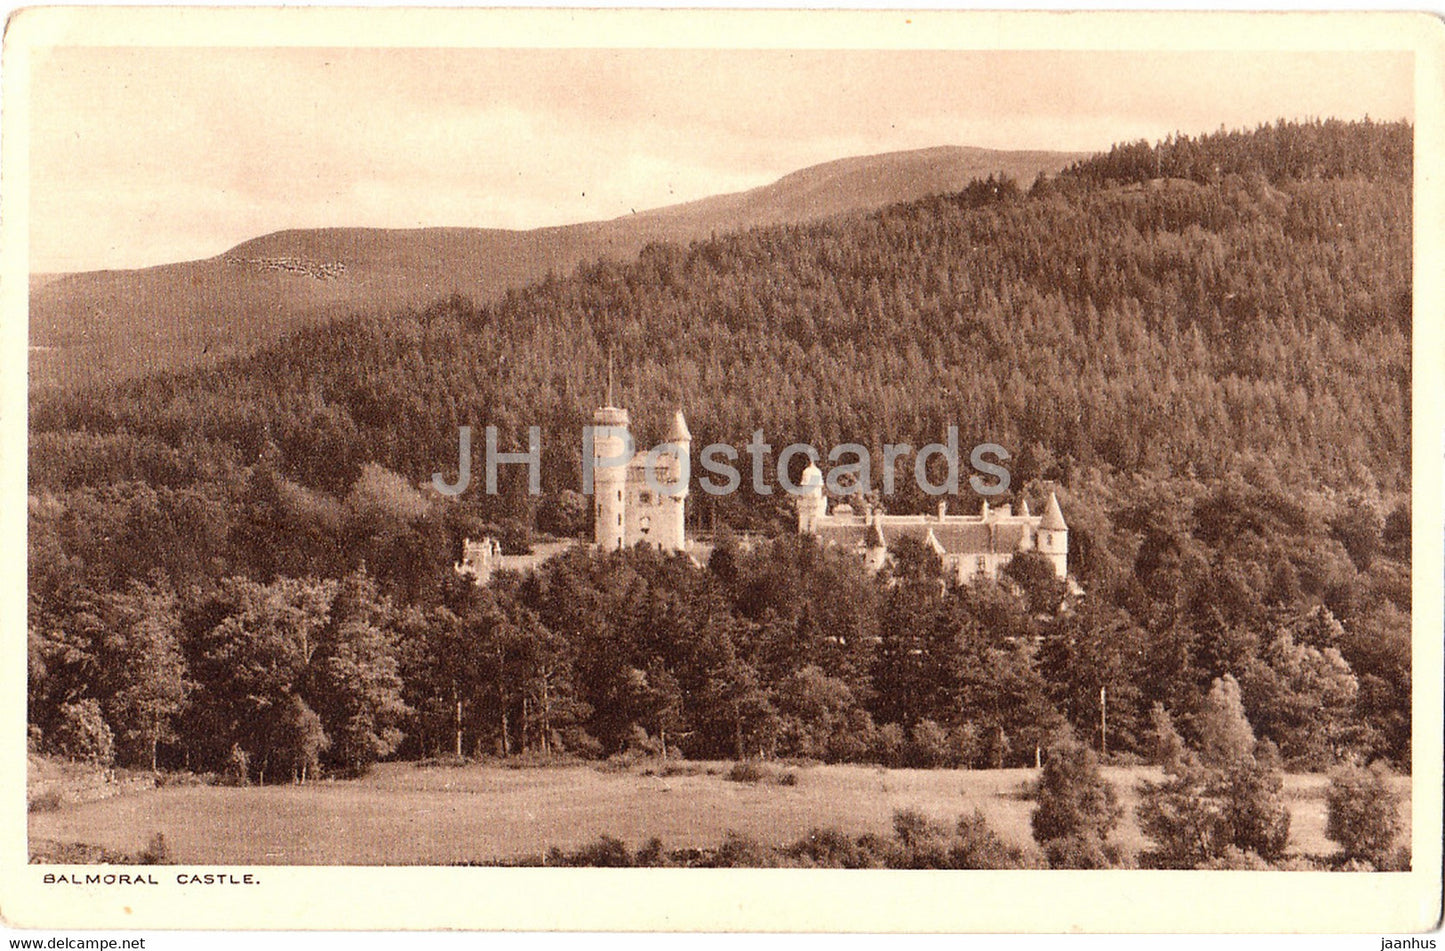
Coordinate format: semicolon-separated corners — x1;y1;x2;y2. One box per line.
28;48;1413;273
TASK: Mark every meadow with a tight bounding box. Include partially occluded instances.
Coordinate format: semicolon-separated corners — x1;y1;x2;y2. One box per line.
27;760;1413;866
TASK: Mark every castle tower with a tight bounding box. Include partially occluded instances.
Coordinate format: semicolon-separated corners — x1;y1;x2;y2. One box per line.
1038;491;1068;578
593;402;631;552
796;461;827;534
663;409;692;552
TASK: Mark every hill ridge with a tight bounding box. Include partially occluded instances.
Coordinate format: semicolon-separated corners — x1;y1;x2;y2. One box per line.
30;144;1081;388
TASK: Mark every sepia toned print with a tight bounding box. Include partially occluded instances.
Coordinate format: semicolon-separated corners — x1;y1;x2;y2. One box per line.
3;7;1442;934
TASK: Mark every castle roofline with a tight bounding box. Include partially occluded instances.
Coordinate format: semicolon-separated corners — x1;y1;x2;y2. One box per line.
594;405;630;426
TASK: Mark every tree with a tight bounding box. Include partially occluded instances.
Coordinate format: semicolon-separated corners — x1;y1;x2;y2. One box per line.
101;579;190;771
908;718;951;768
1329;497;1382;571
307;571;409;774
1031;736;1123;868
1136;763;1230;869
1039;600;1146;754
1239;627;1361;769
1136;697;1291;868
773;664;859;761
1148;703;1186;771
1197;674;1255;768
1217;757;1291;861
698;657;779;760
1325;763;1402;868
536;489;590;539
272;694;328;783
190;576;335;780
1003;551;1067;616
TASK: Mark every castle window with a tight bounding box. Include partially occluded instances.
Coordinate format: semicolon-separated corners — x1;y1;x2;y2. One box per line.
639;490;653;505
640;515;651;535
618;513;622;526
977;556;987;574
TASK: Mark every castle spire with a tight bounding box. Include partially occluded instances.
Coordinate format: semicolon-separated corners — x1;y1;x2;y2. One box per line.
1040;491;1067;531
667;409;692;443
606;348;614;407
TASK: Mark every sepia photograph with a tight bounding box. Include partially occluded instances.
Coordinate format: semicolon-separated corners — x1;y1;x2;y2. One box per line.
2;6;1442;935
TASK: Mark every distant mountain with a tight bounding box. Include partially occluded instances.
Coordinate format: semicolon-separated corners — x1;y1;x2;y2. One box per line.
29;146;1080;388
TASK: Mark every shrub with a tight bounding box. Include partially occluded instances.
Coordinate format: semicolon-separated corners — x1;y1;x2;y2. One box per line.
884;809;1036;870
889;809;956;868
225;744;251;786
1200;846;1273;870
709;832;777;868
633;837;670;867
50;700;115;766
786;827;882;869
1032;738;1121;841
1148;703;1186;770
908;718;950;767
1101;750;1145;768
138;832;172;865
981;723;1012;769
154;770;213;788
872;723;906;767
1383;844;1411;872
28;789;63;813
415;753;469;769
776;770;799;787
1325;763;1402;868
625;724;661;756
1253;737;1283;771
660;763;703;778
1030;738;1122;867
544;835;636;867
560;726;603;759
573;835;633;867
599;749;642;773
726;760;769;783
1040;833;1118;870
951;811;1040;870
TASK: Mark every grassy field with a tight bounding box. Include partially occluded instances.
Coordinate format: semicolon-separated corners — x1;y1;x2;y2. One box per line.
28;760;1412;866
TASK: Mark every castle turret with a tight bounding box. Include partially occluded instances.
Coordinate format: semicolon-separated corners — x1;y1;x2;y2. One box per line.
1038;491;1068;578
592;403;630;552
796;461;827;534
663;409;692;552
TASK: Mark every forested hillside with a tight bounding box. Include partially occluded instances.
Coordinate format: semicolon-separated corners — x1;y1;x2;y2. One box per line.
28;120;1413;790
